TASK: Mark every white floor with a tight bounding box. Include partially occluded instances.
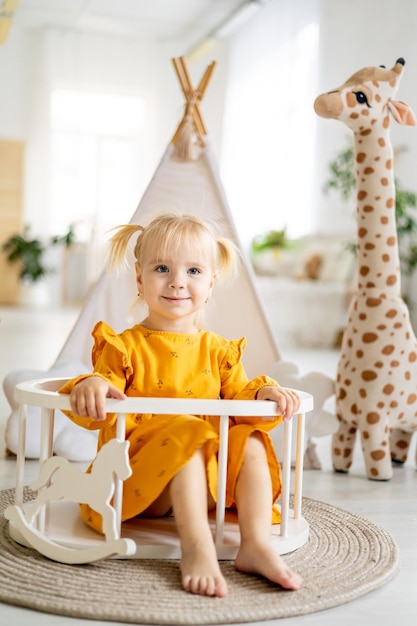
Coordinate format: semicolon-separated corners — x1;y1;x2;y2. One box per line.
0;305;416;625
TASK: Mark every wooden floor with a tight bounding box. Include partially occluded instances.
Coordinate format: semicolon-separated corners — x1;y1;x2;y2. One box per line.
0;305;416;625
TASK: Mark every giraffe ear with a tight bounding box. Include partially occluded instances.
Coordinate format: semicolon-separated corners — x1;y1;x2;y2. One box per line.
387;99;417;126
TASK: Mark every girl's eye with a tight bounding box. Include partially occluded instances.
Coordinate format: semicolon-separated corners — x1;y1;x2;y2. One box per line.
156;265;169;273
188;267;201;275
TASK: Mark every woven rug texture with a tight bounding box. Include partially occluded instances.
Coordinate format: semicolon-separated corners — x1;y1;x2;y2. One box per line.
0;488;399;624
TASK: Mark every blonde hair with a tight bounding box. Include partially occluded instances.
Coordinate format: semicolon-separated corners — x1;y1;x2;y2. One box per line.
107;213;241;282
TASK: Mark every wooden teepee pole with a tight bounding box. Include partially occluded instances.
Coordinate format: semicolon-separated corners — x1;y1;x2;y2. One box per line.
171;57;217;158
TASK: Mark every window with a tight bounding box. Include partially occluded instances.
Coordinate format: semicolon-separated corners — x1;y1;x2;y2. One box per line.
50;89;147;243
221;2;319;247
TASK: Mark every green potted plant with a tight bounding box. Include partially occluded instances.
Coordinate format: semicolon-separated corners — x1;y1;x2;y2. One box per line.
2;225;74;284
250;227;295;275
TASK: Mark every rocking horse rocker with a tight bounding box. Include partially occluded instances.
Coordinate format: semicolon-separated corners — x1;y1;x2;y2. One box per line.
314;58;417;480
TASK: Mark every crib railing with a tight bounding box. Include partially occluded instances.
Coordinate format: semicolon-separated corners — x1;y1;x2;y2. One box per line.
6;377;314;564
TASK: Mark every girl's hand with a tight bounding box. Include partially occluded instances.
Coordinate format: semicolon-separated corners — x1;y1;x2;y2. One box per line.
70;376;126;422
256;386;301;422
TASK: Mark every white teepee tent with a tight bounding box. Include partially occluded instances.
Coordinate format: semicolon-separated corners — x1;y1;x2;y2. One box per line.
56;58;280;378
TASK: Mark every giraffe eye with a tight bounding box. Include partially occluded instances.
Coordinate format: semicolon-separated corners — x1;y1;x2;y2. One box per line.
353;91;371;108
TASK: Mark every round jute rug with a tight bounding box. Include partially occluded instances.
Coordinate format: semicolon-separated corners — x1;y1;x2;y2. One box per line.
0;488;399;624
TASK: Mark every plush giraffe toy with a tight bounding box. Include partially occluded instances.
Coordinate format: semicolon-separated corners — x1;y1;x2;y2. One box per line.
314;58;417;480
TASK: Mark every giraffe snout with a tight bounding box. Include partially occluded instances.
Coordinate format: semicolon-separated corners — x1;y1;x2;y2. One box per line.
313;91;343;119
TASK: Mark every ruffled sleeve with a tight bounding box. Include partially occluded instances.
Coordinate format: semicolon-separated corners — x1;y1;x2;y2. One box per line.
220;337;247;372
219;337;279;399
219;337;251;398
91;321;133;384
58;321;133;429
217;336;282;428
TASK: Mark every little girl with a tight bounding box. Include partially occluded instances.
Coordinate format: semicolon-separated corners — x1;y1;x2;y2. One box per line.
60;213;302;597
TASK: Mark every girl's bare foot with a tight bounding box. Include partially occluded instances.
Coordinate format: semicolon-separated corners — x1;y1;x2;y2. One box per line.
180;542;228;597
235;542;302;590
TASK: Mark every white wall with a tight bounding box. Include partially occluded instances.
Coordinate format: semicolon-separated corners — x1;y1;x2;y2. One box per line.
2;1;417;240
0;25;229;236
314;0;417;235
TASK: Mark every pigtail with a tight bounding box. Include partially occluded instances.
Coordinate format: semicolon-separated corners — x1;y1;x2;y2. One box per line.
107;224;144;272
215;236;241;282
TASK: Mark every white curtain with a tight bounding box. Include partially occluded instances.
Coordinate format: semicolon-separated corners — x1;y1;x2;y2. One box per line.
220;0;320;248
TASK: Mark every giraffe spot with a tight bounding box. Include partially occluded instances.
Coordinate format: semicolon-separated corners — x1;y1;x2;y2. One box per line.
366;297;381;307
363;431;369;439
344;379;351;386
343;448;352;458
363;332;378;343
386;197;394;208
363;205;374;212
357;152;366;163
386;309;397;318
405;371;411;380
377;324;387;330
366;412;380;424
381;177;389;186
394;322;403;329
351;404;358;415
375;361;384;368
390;360;399;367
371;450;386;461
349;427;356;434
385;159;392;169
356;350;364;358
338;388;347;400
370;467;379;477
407;394;417;405
390;401;398;408
346;92;357;107
359;388;367;398
386;275;397;285
409;352;417;362
358;191;367;201
383;116;390;129
334;447;341;457
382;384;394;395
378;137;386;147
360;266;370;276
365;242;375;250
381;215;389;224
364;167;374;175
382;253;390;262
377;401;384;408
396;439;409;450
387;236;396;246
360;129;372;136
382;345;395;355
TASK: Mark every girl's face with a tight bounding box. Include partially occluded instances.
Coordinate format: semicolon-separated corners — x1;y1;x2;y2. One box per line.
136;241;215;333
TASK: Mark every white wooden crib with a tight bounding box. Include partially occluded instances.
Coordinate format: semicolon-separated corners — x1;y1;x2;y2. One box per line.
6;377;314;564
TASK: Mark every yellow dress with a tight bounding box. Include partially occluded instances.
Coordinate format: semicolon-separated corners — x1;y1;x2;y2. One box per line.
59;321;284;533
